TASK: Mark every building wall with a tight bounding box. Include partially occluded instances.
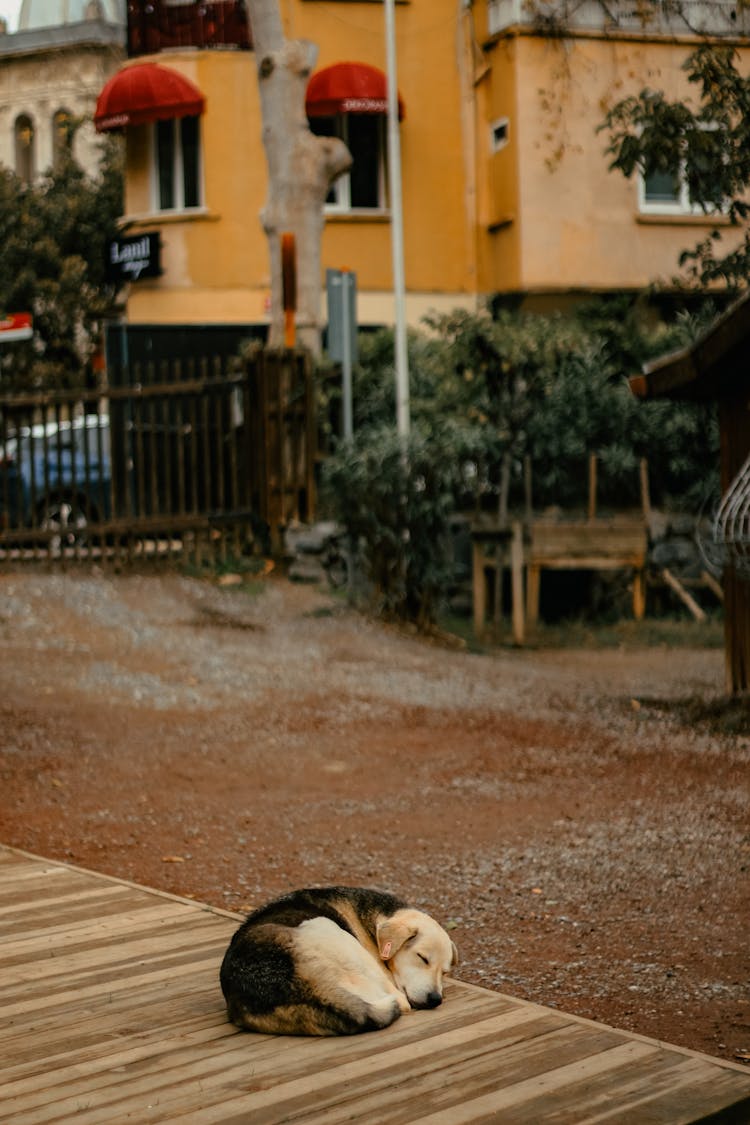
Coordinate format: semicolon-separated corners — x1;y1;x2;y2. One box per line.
124;49;270;324
0;27;123;181
120;1;750;330
126;0;477;329
293;1;475;298
480;27;750;296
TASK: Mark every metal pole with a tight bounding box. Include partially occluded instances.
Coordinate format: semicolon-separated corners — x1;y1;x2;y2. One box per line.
341;271;353;441
384;0;410;439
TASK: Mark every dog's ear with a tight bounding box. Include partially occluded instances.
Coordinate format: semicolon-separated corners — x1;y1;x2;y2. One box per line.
450;940;459;968
376;919;416;961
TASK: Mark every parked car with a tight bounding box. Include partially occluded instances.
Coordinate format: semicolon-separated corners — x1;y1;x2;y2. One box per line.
0;413;112;548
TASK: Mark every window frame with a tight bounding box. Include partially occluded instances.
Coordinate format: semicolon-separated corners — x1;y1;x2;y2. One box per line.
310;112;388;215
638;125;726;218
490;116;510;154
52;109;74;172
149;114;204;215
14;113;35;184
638;164;701;216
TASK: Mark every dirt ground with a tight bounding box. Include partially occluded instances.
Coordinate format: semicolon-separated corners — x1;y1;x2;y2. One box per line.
0;569;748;1067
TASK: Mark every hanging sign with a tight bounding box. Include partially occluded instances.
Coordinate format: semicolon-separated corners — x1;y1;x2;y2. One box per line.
106;232;162;283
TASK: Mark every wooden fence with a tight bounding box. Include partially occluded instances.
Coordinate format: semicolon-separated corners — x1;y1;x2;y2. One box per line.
0;349;315;568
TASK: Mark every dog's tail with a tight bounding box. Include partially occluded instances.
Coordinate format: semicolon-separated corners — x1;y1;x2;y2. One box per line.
228;993;402;1037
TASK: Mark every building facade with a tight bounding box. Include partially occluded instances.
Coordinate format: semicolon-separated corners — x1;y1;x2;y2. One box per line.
94;0;750;337
0;0;124;184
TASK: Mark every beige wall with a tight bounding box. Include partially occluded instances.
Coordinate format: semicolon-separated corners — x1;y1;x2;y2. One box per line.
482;31;749;295
0;42;122;180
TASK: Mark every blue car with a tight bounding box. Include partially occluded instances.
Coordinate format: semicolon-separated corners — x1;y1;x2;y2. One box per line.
0;413;112;548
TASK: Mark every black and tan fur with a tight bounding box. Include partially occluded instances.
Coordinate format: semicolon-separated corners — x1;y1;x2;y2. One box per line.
219;886;458;1036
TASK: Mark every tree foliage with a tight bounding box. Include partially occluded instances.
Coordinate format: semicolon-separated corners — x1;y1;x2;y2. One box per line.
600;45;750;287
321;301;719;625
0;135;124;391
322;422;461;628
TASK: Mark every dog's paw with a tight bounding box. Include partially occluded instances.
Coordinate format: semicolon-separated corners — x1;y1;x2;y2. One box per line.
396;991;411;1014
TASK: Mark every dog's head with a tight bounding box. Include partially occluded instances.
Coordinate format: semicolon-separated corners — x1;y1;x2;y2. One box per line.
376;908;458;1010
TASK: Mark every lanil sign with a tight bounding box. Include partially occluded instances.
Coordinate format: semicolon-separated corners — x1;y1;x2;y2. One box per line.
106;232;162;283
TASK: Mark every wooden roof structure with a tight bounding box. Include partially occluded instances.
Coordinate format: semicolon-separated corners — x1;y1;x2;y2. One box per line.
2;845;750;1124
629;291;750;693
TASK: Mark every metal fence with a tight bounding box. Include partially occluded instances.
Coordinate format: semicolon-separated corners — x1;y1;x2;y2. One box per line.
0;348;315;568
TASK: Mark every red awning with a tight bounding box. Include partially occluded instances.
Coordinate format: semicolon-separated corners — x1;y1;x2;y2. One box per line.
306;62;404;121
95;63;205;133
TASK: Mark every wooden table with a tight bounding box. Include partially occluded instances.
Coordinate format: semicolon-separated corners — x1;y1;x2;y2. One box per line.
472;518;648;643
525;518;648;626
2;846;749;1123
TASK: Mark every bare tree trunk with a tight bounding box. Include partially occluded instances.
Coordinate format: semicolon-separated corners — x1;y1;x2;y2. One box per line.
246;0;351;356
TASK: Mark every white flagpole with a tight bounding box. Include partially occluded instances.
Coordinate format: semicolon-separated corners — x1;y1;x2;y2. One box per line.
384;0;410;439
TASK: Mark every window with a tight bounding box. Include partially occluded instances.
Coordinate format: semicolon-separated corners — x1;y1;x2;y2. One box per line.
52;109;73;172
639;129;724;216
153;115;202;212
639;165;694;214
490;116;510;154
309;114;386;212
14;114;35;184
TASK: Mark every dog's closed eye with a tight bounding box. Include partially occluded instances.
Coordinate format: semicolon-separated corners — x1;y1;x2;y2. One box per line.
417;953;430;965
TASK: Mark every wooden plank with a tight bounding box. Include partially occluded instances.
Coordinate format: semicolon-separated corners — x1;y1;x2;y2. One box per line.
529;554;645;570
662;567;707;622
31;1013;575;1125
700;569;724;601
511;520;525;645
1;847;749;1125
472;539;486;638
0;1006;543;1122
1;902;204;960
529;522;647;562
0;883;130;920
195;1025;629;1125
0;944;221;1021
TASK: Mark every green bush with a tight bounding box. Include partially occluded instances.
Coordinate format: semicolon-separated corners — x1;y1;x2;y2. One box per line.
321;423;461;628
319;301;720;626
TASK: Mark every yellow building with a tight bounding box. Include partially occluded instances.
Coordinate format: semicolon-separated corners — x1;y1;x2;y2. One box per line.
98;0;750;338
478;1;750;305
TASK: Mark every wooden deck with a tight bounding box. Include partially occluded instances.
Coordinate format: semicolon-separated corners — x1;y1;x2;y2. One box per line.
2;847;750;1124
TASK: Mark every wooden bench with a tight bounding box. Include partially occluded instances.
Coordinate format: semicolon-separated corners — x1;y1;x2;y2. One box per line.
471;517;648;643
2;846;749;1123
526;517;648;626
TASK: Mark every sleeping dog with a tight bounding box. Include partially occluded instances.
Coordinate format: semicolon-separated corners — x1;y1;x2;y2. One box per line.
219;886;458;1036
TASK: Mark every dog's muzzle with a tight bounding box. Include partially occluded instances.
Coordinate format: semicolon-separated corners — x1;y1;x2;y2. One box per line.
411;992;442;1010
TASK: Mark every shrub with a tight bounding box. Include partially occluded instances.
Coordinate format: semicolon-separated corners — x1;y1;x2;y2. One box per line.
321;423;461;628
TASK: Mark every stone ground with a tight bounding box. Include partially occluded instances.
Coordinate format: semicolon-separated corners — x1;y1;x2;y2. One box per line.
0;569;747;1066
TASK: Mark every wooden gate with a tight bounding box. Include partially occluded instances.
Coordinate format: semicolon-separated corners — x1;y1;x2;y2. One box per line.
0;348;315;568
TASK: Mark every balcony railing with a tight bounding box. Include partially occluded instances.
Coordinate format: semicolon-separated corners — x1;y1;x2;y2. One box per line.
127;0;251;56
488;0;750;38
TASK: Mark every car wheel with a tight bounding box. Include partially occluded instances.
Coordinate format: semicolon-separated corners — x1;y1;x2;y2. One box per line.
39;496;91;556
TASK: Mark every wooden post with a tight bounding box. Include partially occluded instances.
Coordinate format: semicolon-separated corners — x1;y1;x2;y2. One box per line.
281;232;296;349
511;520;525;645
472;539;487;639
632;568;646;620
492;546;503;632
588;453;597;521
639;457;651;523
526;562;541;626
524;455;533;524
662;568;707;622
700;569;724;602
